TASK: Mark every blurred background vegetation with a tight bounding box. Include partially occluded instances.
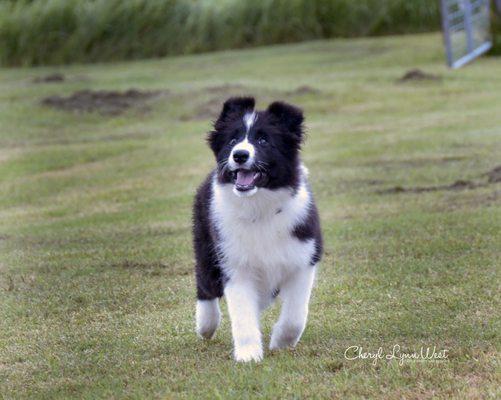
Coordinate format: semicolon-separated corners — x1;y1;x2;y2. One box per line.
0;0;499;66
0;0;442;66
493;2;501;54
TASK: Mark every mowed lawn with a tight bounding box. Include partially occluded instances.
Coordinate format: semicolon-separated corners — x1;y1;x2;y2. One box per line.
0;33;500;399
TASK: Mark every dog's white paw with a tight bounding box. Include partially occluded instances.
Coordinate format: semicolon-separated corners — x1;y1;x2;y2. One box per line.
234;343;263;363
197;324;218;340
269;323;303;350
196;299;220;340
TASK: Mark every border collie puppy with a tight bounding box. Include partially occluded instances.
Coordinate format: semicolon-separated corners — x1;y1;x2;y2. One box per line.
193;97;322;362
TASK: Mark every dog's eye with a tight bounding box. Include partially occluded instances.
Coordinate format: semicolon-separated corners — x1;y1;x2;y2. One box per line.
258;137;268;146
229;138;237;146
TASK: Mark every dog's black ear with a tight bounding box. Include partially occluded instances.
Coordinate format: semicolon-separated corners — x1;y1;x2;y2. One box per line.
267;101;304;138
208;97;255;154
215;97;255;128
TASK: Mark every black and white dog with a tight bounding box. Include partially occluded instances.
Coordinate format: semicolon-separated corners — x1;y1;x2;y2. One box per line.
193;97;322;362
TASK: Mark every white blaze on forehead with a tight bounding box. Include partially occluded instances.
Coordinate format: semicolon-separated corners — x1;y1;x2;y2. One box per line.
243;111;257;133
228;111;257;171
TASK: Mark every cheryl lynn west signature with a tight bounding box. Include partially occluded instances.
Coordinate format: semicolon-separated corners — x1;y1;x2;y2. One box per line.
344;345;449;366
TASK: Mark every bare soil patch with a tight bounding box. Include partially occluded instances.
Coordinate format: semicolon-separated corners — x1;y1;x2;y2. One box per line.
180;100;221;121
204;84;247;95
41;89;165;115
485;165;501;183
287;85;320;95
398;68;441;82
33;73;65;83
378;166;501;195
365;156;465;168
379;180;480;194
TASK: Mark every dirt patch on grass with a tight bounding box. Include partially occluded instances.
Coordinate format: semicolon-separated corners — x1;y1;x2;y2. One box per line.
485;165;501;183
365;156;466;168
33;73;65;83
180;100;221;121
379;180;480;194
42;89;165;115
204;84;247;95
286;85;320;95
378;165;501;194
398;68;441;82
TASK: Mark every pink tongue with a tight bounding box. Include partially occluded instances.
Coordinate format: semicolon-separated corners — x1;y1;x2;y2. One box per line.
236;170;255;186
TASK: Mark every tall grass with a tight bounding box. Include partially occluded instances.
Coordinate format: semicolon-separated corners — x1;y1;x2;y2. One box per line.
0;0;441;66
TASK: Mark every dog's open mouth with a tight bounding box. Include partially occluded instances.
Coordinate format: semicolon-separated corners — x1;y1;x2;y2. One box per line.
232;169;263;192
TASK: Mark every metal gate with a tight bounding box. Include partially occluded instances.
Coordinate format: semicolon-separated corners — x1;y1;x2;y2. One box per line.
441;0;492;68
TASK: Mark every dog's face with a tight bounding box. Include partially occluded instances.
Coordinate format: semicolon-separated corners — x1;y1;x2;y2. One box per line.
208;97;304;197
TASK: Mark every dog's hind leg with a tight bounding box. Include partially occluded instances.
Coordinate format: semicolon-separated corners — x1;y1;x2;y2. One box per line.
196;298;221;339
270;266;316;350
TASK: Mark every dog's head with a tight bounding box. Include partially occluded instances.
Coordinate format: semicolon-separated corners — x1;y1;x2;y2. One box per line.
208;97;304;197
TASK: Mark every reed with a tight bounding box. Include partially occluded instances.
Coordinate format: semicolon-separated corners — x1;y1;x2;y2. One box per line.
0;0;441;66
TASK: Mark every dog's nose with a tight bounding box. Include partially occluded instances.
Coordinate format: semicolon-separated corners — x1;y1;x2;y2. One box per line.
233;150;249;164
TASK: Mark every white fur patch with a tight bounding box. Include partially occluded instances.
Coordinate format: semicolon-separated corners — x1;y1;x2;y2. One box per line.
243;111;257;132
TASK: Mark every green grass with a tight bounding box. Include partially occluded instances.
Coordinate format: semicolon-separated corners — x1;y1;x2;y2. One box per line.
0;0;440;66
0;33;500;399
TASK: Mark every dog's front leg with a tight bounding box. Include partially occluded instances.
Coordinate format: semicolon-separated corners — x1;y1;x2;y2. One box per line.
270;266;316;350
224;276;262;362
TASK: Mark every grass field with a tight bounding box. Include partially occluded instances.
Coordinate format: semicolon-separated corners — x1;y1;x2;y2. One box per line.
0;33;500;399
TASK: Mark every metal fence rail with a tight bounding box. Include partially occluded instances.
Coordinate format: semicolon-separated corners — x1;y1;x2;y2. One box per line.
441;0;492;68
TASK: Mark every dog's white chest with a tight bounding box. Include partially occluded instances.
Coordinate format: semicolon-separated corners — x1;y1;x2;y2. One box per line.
211;180;315;288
